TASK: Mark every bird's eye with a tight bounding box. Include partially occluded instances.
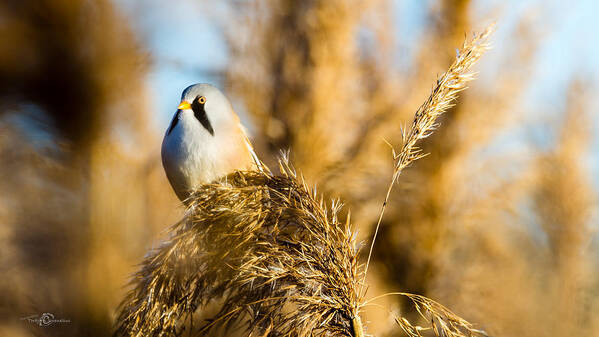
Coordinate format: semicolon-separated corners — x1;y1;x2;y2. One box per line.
191;95;214;136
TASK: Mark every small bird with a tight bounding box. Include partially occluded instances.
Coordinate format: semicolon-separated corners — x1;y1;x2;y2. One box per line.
161;83;260;202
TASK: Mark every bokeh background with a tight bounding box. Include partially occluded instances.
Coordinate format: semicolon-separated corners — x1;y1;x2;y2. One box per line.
1;0;598;336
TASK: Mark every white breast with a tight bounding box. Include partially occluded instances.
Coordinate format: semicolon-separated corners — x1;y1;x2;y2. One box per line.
161;110;252;202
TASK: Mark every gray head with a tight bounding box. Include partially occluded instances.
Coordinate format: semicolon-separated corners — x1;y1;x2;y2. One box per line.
166;83;238;137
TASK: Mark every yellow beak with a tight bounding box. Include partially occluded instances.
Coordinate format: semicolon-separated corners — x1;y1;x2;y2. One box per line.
177;101;191;110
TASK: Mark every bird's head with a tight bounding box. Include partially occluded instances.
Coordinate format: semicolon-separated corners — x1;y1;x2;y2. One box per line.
167;83;239;137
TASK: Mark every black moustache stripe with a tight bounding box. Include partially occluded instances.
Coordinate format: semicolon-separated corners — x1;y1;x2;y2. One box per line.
166;110;180;136
192;98;214;136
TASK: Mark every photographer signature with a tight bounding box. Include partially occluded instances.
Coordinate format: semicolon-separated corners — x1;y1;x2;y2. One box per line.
21;313;70;327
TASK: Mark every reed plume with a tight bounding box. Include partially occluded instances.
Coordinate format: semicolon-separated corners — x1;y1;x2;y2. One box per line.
114;159;362;336
392;293;487;337
363;26;493;282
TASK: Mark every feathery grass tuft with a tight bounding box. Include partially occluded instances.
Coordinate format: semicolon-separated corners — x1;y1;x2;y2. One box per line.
394;293;488;337
114;158;362;336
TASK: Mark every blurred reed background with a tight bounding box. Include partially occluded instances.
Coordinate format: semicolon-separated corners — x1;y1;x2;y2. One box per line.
0;0;597;336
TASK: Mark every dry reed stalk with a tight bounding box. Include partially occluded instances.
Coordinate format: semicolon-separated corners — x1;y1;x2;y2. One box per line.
356;27;494;337
533;79;595;336
362;25;494;286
